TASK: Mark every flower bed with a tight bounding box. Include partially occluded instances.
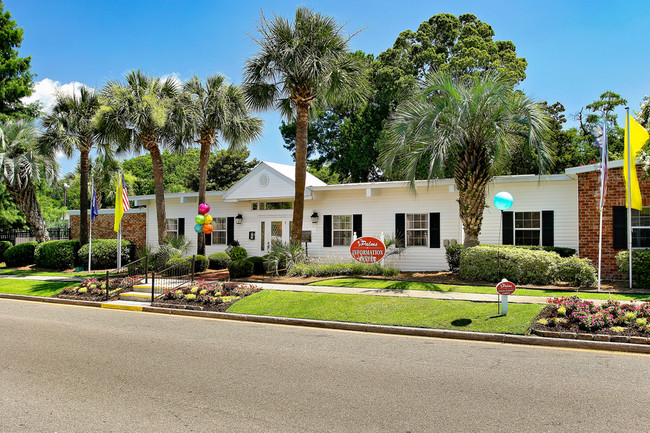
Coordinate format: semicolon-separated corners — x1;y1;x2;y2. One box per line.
57;277;140;301
532;296;650;342
154;280;261;312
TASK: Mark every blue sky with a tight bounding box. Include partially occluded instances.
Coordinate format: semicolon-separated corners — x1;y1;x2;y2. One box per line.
9;0;650;177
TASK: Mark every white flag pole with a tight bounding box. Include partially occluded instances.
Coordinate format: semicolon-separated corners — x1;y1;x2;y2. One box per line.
626;107;633;289
117;171;122;270
88;176;93;272
597;117;607;292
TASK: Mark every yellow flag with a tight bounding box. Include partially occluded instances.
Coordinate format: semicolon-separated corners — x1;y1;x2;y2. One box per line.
113;173;124;232
624;113;649;210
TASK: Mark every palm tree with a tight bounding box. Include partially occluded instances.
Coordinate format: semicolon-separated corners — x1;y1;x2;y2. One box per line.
97;70;181;244
380;71;550;247
180;75;263;255
243;7;368;243
41;86;104;245
0;119;56;241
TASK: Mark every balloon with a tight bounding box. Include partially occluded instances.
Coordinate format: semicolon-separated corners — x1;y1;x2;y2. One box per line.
203;214;213;225
494;191;514;210
195;214;205;225
202;223;214;234
198;203;210;214
194;223;203;233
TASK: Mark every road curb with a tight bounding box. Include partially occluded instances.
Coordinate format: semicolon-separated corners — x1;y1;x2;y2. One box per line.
2;293;649;354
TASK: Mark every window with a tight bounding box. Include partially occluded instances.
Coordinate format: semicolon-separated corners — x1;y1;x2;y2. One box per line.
515;212;540;246
251;201;293;210
333;215;352;246
632;207;650;248
166;219;178;237
212;217;227;245
406;214;428;246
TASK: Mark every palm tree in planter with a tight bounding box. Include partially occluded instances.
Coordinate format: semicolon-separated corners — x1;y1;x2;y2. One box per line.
380;71;550;247
0;119;56;241
41;86;107;246
97;70;182;244
243;7;368;243
180;75;263;256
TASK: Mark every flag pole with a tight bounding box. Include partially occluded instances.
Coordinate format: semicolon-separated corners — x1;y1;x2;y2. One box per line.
89;176;93;272
597;115;607;292
626;107;633;289
117;170;122;271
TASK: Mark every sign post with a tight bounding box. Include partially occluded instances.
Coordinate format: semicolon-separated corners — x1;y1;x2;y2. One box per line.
350;237;386;264
496;278;516;315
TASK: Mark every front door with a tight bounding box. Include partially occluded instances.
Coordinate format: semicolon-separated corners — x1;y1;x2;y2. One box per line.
259;219;290;253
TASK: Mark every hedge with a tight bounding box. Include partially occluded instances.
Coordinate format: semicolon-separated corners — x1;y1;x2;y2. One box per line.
0;240;12;262
445;244;463;272
228;259;254;278
165;257;191;276
247;256;266;275
287;262;399;277
34;240;80;270
616;250;650;288
228;246;247;261
191;254;209;273
78;239;134;270
557;256;598;287
4;242;37;267
208;252;231;270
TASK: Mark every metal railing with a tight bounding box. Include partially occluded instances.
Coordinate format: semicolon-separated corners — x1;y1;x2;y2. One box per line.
149;255;197;301
0;227;70;243
101;256;150;300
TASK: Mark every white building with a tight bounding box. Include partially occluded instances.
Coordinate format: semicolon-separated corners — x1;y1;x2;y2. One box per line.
131;162;578;271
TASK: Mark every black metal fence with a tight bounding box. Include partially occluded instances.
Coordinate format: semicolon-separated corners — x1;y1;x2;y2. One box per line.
0;227;70;244
150;255;197;301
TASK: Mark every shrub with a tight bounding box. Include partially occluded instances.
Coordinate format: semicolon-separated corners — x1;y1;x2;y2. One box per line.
265;242;306;275
557;256;597;287
228;246;247;261
287;261;399;277
459;245;559;285
247;256;266;275
78;239;134;270
0;240;12;262
190;255;209;273
4;241;37;267
165;257;192;276
445;244;463;272
228;259;254;278
208;252;231;270
34;240;80;270
616;250;650;288
482;244;575;258
149;244;182;271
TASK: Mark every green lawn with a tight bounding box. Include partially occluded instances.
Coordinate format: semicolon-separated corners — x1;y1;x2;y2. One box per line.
0;279;77;297
0;269;100;278
309;278;650;302
227;290;544;334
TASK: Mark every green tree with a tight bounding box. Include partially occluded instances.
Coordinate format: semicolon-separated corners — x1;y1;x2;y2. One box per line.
244;7;368;243
41;87;105;245
380;72;550;247
0;120;56;241
122;149;200;195
186;147;259;192
0;181;25;228
179;75;263;255
0;2;38;121
98;70;182;244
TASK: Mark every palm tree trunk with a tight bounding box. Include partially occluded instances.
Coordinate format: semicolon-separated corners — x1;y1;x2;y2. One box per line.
454;143;491;248
146;137;168;244
7;182;50;242
79;147;90;246
291;102;310;244
196;131;213;256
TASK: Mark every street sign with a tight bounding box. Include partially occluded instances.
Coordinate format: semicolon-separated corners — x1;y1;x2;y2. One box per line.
496;280;516;295
350;236;386;264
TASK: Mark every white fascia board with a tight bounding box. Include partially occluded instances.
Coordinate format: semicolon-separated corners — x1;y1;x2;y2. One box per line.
69;208;147;216
565;159;625;175
130;191;224;202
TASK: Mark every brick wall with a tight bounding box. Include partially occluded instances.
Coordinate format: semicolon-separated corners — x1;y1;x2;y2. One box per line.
70;211;146;251
578;165;649;279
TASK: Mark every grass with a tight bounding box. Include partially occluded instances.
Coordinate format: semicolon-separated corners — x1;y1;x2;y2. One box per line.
227;290;544;334
0;268;101;278
309;278;650;302
0;279;78;297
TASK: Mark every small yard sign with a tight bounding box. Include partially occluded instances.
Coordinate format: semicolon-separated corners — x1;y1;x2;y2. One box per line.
350;237;386;264
496;279;515;315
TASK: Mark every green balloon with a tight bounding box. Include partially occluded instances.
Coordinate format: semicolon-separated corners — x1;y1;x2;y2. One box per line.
195;214;205;225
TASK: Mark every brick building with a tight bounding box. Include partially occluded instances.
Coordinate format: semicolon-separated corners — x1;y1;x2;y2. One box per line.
567;160;650;280
69;209;147;251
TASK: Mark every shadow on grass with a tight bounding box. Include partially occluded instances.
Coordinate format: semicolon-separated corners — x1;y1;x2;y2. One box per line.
451;318;472;327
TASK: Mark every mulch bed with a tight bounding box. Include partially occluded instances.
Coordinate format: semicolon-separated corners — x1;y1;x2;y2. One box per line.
151;299;236;312
531;305;648;338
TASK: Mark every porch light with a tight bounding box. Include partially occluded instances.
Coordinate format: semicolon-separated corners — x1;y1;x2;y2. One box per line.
235;213;243;224
311;211;319;223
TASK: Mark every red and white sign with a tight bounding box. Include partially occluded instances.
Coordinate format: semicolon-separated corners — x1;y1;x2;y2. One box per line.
350;237;386;264
496;280;516;295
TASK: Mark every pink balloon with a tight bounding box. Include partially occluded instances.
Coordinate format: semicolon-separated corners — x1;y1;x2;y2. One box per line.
199;203;210;214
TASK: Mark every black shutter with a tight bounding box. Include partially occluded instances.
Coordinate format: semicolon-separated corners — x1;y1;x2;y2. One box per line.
502;211;514;245
227;217;234;245
612;206;627;249
429;212;440;248
353;214;362;238
395;213;405;248
205;224;212;245
541;211;554;246
178;218;185;236
323;215;332;247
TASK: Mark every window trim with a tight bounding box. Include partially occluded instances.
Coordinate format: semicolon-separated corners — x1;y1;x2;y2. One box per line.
332;215;353;247
405;213;428;247
166;218;179;237
211;217;227;245
632;207;650;249
514;211;541;246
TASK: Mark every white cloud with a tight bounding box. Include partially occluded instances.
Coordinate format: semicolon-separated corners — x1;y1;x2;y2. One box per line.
160;72;183;88
22;78;91;114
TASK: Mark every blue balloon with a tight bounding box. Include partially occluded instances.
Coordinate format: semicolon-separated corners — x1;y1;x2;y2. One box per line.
494;191;513;210
194;223;204;233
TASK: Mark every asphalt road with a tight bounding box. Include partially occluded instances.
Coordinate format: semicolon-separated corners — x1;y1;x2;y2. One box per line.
1;300;649;433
